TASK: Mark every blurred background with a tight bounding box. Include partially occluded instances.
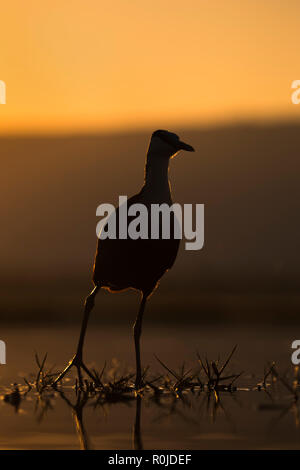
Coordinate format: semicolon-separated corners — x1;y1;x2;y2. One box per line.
0;0;300;325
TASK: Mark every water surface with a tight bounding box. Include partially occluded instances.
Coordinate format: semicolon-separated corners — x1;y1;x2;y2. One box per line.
0;325;299;449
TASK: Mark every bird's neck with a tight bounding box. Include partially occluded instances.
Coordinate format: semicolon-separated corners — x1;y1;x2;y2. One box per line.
144;152;171;194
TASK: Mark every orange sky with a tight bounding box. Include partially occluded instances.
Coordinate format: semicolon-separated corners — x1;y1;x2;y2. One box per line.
0;0;300;134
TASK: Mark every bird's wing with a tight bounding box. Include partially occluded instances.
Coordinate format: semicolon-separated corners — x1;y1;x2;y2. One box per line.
93;192;180;289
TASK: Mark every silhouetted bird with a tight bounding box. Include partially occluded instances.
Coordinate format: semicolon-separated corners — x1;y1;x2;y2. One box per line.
53;130;194;389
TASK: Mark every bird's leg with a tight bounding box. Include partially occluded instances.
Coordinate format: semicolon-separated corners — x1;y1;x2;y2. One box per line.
53;286;100;388
133;293;148;389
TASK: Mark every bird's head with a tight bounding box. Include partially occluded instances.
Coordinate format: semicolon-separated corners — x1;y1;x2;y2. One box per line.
148;130;195;158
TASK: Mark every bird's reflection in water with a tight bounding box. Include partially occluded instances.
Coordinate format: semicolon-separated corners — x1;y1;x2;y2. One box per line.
57;390;236;450
13;383;300;449
5;384;300;450
50;389;144;450
133;395;143;450
2;385;242;450
58;390;91;450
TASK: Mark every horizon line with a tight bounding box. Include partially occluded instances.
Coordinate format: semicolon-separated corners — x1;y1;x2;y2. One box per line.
0;116;299;140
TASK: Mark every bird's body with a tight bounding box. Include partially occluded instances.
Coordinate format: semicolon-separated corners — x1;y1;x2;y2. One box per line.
93;163;180;295
53;130;194;389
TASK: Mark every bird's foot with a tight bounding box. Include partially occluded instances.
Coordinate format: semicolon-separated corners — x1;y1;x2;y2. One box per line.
135;375;145;392
52;354;97;389
135;383;144;393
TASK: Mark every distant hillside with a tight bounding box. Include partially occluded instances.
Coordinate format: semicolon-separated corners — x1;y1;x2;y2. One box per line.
1;123;300;323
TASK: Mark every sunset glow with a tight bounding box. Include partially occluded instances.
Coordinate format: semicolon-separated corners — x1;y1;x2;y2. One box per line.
1;0;300;134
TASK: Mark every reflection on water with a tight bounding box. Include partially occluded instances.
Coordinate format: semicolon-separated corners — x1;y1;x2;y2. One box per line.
1;377;300;450
59;390;91;450
134;396;143;450
0;325;299;449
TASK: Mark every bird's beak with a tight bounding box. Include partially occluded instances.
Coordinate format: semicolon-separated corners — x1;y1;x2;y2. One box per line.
178;140;195;152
